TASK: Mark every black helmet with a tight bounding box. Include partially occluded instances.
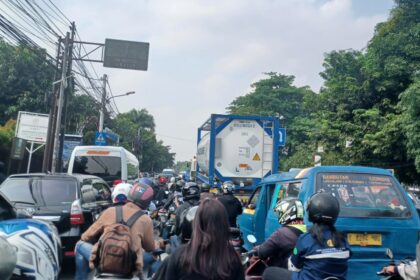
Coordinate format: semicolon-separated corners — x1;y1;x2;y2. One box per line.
182;182;200;199
307;192;340;225
128;183;154;209
200;183;211;193
180;206;198;241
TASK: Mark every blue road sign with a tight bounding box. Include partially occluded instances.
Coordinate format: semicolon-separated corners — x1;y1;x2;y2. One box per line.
279;128;286;146
95;132;107;146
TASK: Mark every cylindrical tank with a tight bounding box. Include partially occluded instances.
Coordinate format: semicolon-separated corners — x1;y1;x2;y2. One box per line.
197;119;273;182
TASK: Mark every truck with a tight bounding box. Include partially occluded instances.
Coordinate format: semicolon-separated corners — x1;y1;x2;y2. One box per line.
238;165;420;280
195;114;281;198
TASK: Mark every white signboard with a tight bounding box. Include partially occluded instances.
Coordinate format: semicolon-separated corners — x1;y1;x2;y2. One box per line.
16;111;49;143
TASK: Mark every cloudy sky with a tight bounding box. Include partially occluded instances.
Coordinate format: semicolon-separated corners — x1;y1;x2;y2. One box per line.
57;0;394;161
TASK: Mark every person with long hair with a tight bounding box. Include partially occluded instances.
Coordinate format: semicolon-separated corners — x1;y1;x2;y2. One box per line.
263;192;351;280
163;198;245;280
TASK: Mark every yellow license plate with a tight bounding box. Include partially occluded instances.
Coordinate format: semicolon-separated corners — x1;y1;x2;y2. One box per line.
347;233;382;246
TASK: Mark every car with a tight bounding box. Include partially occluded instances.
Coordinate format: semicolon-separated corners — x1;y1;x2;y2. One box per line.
0;192;62;279
0;173;112;258
239;166;420;280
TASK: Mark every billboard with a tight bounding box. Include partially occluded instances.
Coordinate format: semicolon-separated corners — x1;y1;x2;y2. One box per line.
62;134;83;167
103;39;149;71
15;111;49;143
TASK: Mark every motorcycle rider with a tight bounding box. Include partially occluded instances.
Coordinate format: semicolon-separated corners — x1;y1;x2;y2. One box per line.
200;183;215;200
217;181;243;227
170;182;201;250
111;182;132;204
254;198;306;268
74;183;162;280
263;192;350;280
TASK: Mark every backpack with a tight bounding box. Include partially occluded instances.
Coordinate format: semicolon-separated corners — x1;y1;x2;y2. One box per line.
96;206;145;276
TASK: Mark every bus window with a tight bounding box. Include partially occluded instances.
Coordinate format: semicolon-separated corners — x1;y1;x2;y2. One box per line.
73;156;121;180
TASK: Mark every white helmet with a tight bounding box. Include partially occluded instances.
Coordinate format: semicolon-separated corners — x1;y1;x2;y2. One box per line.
112;183;132;204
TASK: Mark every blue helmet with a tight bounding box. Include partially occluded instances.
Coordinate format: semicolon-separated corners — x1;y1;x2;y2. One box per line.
138;177;154;187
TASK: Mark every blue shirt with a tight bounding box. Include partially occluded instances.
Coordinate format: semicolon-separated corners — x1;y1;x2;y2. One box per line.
291;229;350;280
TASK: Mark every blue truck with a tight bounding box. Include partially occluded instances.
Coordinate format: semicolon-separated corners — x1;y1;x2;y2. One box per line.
195;114;282;198
238;165;420;279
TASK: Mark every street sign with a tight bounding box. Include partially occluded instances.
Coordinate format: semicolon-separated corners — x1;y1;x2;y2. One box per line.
10;137;26;160
279;128;286;146
95;132;107;146
104;127;120;143
15;111;49;143
103;39;149;71
63;134;83;164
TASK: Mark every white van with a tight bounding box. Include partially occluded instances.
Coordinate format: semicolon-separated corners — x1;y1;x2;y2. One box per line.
67;146;139;187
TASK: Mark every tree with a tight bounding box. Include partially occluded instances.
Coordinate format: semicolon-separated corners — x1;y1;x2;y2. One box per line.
0;40;54;124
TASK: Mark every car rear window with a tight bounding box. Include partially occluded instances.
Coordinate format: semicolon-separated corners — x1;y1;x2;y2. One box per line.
73;156;121;180
316;172;411;218
0;177;77;206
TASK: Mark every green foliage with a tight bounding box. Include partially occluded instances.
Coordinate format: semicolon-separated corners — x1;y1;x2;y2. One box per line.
0;119;16;162
0;40;54;124
111;109;174;172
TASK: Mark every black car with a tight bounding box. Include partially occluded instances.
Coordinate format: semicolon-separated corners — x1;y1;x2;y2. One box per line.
0;173;112;257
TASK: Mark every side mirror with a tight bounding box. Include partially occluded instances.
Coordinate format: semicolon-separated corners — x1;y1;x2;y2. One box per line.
16;209;32;219
385;248;394;260
247;203;256;210
247;234;257;244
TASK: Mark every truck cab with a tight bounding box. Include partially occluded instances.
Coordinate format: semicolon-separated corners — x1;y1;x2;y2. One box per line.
238;166;420;280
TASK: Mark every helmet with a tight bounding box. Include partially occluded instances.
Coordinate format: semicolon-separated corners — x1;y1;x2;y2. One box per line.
182;182;200;199
179;206;198;241
111;183;132;204
139;177;154;187
0;236;16;280
274;198;304;225
307;192;340;225
175;180;186;192
158;175;168;185
222;181;235;194
128;183;154;209
200;183;211;193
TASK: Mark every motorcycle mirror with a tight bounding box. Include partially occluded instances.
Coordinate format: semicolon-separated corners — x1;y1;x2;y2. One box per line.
247;234;257;244
385;248;394;260
16;209;32;219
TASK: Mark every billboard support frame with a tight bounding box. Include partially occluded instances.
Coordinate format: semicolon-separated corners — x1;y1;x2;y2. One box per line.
26;141;45;173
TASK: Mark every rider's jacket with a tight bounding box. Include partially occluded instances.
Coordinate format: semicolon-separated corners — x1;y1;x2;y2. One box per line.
290;228;351;280
217;194;243;227
81;202;157;274
257;224;306;268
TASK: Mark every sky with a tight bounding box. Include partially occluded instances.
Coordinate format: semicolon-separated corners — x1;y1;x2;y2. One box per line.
57;0;394;162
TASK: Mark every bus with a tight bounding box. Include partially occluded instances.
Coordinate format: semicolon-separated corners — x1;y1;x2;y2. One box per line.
67;146;139;188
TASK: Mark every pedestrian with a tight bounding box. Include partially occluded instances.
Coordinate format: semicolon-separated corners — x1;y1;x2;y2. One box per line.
74;183;162;280
163;198;245;280
263;192;351;280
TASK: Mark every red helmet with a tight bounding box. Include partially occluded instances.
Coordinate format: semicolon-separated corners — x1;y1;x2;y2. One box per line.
159;175;168;184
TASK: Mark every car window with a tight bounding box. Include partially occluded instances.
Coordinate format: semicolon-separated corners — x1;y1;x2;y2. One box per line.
266;184;276;210
276;181;302;205
92;181;111;202
0;195;15;221
316;172;411;218
249;187;261;206
0;178;77;206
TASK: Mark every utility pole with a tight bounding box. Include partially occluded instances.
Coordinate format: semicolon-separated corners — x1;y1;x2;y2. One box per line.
51;32;70;173
57;22;76;172
42;37;62;173
99;74;107;132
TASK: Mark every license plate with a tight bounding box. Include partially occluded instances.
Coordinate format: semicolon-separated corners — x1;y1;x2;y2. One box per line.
347;233;382;246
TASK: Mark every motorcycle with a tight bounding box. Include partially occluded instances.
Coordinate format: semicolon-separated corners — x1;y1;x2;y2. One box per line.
376;248;410;280
241;235;268;280
229;227;244;255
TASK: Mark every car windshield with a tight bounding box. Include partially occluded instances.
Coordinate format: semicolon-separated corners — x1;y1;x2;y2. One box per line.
0;177;77;206
73;156;121;181
316;172;411;218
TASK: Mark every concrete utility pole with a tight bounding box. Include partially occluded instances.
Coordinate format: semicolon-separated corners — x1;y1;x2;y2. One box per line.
99;74;107;132
51;32;70;173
